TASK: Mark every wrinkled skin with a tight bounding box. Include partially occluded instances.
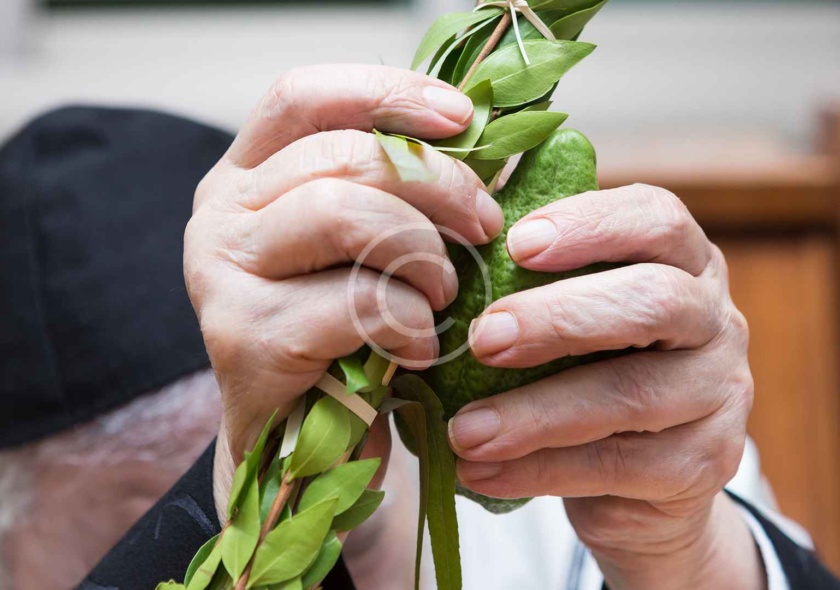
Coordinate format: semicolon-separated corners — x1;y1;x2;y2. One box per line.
186;64;763;589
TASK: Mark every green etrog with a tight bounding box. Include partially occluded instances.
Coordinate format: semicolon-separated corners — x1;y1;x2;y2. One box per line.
422;128;618;512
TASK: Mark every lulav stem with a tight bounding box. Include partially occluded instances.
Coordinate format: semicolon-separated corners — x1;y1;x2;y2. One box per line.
458;11;512;91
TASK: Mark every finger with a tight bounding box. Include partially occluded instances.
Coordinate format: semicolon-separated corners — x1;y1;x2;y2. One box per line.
469;263;726;367
456;417;746;502
237;178;458;310
226;64;474;169
200;266;438;384
507;184;713;277
238;129;504;244
448;346;750;462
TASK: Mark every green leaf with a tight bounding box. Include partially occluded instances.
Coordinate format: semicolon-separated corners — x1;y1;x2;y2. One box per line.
301;531;343;588
332;489;386;532
432;80;493;161
272;577;303;590
433;36;466;84
227;462;250;520
361;351;390;391
156;582;186;590
472;111;569;160
431;15;501;84
550;0;609;40
393;375;461;590
298;458;381;515
464;39;595;108
185;535;221;590
411;9;502;70
290;396;351;479
248;498;339;587
375;130;434;183
346;413;367;451
450;18;495;87
228;410;278;517
206;571;233;590
259;457;283;522
426;33;456;75
519;100;553;113
337;353;370;394
220;476;261;581
464;157;508;185
529;0;603;12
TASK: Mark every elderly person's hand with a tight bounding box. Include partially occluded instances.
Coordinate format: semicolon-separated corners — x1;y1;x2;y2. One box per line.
449;184;762;589
183;65;504;524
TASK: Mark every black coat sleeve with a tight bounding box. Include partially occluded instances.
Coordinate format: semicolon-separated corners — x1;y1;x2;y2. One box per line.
78;440;355;590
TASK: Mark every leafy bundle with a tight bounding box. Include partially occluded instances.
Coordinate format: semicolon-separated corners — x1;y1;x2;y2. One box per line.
159;1;608;589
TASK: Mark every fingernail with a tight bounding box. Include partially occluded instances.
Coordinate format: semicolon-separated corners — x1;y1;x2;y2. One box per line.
449;407;501;451
442;256;458;304
423;86;473;125
469;311;519;358
476;189;505;239
457;460;503;482
507;218;556;261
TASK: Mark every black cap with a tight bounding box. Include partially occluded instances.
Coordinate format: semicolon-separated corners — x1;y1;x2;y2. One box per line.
0;106;233;448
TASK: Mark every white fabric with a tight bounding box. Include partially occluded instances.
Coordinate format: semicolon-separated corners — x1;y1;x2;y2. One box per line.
738;504;791;590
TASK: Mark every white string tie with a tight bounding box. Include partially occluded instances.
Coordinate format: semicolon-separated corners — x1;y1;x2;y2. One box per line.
476;0;556;65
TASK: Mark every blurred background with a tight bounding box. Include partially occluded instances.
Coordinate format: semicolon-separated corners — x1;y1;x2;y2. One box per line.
1;0;839;575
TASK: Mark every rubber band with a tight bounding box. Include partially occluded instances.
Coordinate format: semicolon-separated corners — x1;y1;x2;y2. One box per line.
382;361;398;386
315;372;379;426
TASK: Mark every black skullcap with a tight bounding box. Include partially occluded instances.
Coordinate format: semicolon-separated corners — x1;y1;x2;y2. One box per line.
0;106;234;448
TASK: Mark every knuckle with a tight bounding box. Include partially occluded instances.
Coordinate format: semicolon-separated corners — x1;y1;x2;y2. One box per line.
632;265;686;340
279;332;318;365
347;270;381;320
316;130;381;181
610;359;660;425
397;285;435;331
378;73;426;113
717;436;746;486
570;500;643;548
695;433;744;495
542;290;593;351
730;363;755;415
585;437;624;492
261;70;298;122
183;215;222;302
183;254;212;308
533;450;557;491
728;308;750;352
708;243;730;280
309;179;366;257
632;183;682;210
521;393;554;440
631;183;693;241
200;309;248;373
233;166;261;206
